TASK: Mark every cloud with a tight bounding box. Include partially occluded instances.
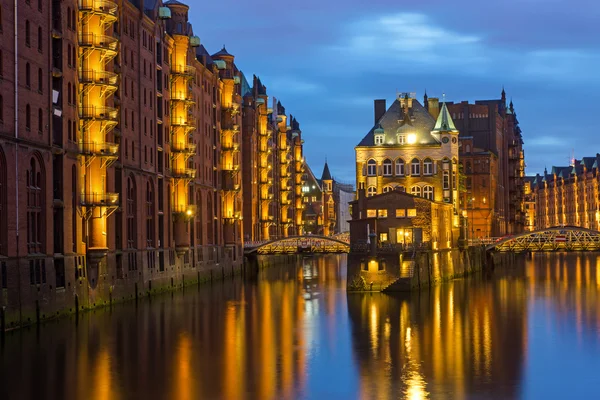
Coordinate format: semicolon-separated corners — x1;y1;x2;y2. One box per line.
326;13;486;72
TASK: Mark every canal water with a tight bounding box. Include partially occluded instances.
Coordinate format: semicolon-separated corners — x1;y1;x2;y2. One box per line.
1;253;600;399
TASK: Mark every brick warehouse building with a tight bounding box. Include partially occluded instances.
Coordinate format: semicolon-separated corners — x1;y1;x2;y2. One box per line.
0;0;308;328
447;89;525;238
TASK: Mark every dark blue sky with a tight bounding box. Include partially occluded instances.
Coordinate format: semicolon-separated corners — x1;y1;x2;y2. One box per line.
189;0;600;183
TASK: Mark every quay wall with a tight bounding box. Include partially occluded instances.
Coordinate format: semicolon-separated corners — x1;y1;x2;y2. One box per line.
0;247;244;332
347;247;515;292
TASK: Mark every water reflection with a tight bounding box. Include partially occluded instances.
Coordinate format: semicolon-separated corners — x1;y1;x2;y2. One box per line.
1;253;600;399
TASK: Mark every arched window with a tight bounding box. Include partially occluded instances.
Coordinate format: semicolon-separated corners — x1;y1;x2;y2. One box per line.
38;68;43;93
465;144;471;153
25;104;31;130
37;26;42;52
367;186;377;197
0;146;6;256
395;158;405;176
411;186;422;197
27;156;44;254
395;185;406;192
423;185;434;200
25;21;31;46
367;159;377;176
411;158;420;176
423;158;433;175
383;186;393;193
146;180;155;248
127;176;137;251
382;159;392;176
38;108;43;133
25;63;31;87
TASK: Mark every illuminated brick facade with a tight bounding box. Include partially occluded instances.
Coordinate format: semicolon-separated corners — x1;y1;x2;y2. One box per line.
355;94;460;226
531;156;600;231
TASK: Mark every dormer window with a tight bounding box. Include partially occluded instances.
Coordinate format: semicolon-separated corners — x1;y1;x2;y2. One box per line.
375;135;384;145
397;135;405;145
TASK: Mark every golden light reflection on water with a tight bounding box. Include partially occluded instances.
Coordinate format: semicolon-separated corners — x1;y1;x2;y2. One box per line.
5;253;600;399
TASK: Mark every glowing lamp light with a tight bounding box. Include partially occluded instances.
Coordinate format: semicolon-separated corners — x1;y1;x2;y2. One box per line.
407;134;417;144
186;209;193;216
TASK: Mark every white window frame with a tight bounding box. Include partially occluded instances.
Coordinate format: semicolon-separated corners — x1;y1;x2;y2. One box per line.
397;135;405;145
375;135;384;145
423;158;433;175
423;185;434;200
382;159;392;176
411;186;422;197
395;159;405;176
367;159;377;176
411;158;420;176
383;186;393;193
367;186;377;197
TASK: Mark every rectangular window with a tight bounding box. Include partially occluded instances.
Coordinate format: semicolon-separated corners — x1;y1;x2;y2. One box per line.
396;209;406;218
407;209;417;217
377;209;388;218
375;135;384;145
379;232;388;242
367;209;376;218
443;171;450;190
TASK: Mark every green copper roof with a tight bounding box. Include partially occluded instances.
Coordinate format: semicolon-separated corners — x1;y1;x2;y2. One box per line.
432;102;457;132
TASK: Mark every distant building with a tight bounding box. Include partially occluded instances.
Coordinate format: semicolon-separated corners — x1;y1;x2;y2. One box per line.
349;187;458;250
523;177;536;231
447;89;525;236
302;161;354;235
355;94;461;220
531;155;600;230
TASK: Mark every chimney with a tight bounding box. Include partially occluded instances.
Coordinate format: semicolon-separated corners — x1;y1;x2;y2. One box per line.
428;97;440;119
374;99;386;125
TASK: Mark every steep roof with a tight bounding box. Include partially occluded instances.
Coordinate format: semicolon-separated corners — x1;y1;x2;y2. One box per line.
212;46;233;58
356;99;439;147
321;162;332;181
433;102;458;132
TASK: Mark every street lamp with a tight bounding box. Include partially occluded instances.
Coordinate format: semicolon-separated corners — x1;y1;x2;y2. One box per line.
462;210;468;244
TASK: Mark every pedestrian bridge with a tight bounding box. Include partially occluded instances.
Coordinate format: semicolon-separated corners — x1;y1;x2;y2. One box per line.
486;226;600;253
244;235;350;255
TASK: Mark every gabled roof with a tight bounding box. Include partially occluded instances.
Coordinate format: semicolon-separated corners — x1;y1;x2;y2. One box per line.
321;162;332;181
433;103;458;132
356;99;438;147
212;46;233;58
164;0;189;7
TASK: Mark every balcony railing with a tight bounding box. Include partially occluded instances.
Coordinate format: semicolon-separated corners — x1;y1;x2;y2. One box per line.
78;33;118;52
79;106;119;121
172;204;196;216
79;70;119;89
171;91;195;104
171;116;196;127
79;0;118;17
79;141;119;156
80;192;119;206
171;168;197;179
171;142;196;154
171;65;196;77
221;143;239;152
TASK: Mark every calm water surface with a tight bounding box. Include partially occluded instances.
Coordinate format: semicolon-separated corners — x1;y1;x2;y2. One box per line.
1;253;600;399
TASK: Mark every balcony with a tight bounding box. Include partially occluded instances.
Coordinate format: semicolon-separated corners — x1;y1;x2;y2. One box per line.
79;141;119;157
79;105;119;122
78;33;119;53
171;168;196;180
172;204;196;218
171;116;196;127
171;141;196;155
79;0;118;18
80;192;119;207
79;70;119;92
221;143;240;152
171;91;195;106
171;65;196;78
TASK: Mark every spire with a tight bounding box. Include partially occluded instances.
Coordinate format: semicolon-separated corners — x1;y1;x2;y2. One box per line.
424;90;429;110
509;99;514;113
432;102;457;132
501;86;506;102
321;161;332;181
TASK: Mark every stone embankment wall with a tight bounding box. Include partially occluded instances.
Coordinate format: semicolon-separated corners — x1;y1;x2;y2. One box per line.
347;247;515;292
1;251;244;332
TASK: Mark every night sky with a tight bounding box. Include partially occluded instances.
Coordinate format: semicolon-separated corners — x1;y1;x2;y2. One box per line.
189;0;600;183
